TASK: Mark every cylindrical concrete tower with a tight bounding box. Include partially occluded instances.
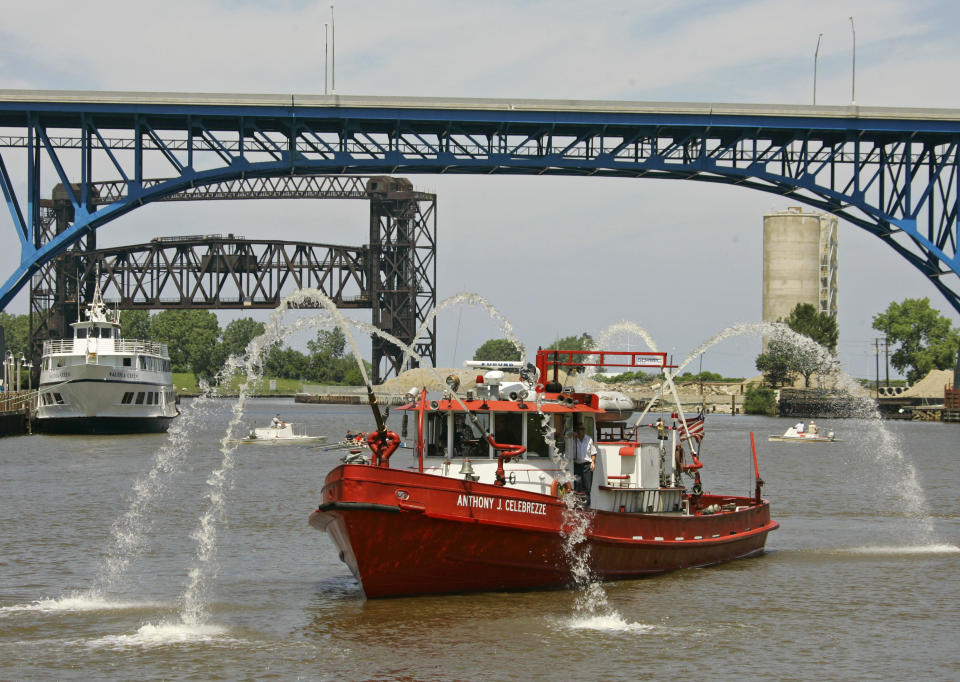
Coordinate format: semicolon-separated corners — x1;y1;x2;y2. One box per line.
762;206;838;333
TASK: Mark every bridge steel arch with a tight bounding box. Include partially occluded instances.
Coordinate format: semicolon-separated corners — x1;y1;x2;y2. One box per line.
2;90;960;317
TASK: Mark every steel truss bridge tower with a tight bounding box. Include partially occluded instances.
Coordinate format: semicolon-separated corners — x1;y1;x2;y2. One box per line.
32;175;436;382
3;89;960;356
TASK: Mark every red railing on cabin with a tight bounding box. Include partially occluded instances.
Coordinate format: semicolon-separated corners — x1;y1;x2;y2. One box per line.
534;348;676;386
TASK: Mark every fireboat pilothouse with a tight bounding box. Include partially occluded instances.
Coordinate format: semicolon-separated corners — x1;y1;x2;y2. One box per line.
309;349;778;598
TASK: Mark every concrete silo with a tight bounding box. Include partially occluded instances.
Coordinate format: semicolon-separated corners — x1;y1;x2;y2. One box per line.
762;206;838;332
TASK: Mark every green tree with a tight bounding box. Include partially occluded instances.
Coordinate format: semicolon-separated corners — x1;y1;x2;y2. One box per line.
265;345;310;380
302;327;368;385
744;385;777;415
755;336;797;387
0;311;30;359
150;310;221;378
755;304;839;388
473;338;521;361
872;298;960;383
546;333;594;352
342;360;370;386
119;310;152;339
783;303;838;353
307;327;347;360
220;317;266;362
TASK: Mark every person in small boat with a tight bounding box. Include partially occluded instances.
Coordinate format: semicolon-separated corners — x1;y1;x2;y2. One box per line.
794;421;805;434
271;413;284;428
571;424;598;506
808;420;818;435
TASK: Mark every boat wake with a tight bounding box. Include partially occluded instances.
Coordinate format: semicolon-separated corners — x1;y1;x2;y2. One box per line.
841;543;960;555
87;620;237;649
0;593;165;616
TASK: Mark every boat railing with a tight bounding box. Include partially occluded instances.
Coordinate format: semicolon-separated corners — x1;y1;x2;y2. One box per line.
115;339;169;356
42;338;169;357
41;339;75;355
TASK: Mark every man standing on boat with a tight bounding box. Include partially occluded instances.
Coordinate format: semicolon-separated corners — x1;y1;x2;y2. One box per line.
572;424;598;506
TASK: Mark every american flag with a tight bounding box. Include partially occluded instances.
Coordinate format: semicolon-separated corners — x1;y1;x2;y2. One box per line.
677;410;705;443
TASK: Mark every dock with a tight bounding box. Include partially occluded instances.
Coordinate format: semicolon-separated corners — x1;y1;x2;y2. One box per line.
0;390;35;437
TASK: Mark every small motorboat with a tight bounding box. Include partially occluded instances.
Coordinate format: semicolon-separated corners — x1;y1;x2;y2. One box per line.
768;425;838;442
325;438;368;450
230;422;328;445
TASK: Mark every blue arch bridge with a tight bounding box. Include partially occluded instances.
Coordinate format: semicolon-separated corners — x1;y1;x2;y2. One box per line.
2;90;960;377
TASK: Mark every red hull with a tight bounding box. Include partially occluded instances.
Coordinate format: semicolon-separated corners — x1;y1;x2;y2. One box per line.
309;464;778;598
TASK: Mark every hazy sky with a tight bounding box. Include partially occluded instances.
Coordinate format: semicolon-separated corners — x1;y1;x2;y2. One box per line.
3;0;960;379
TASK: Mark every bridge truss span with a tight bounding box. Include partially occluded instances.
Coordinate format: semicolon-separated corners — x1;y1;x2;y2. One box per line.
1;90;960;315
27;173;437;382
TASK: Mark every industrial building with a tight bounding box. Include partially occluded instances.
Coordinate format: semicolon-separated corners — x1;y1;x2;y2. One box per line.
762;207;838;340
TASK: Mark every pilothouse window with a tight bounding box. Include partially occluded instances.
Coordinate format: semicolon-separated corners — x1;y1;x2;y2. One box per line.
493;413;524;451
453;412;489;459
525;413;554;457
76;328;87;339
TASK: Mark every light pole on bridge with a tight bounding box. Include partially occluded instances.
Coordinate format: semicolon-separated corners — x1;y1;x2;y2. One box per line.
849;16;856;105
813;32;823;105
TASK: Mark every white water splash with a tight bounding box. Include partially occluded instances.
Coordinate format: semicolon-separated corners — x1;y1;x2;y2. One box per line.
563;613;659;633
595;320;660;353
0;594;165;616
402;292;526;369
86;391;221;598
275;289;373;387
87;620;234;649
842;544;960;555
177;307;319;625
675;321;937;540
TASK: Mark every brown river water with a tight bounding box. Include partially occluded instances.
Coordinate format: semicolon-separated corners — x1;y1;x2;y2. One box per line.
2;398;958;680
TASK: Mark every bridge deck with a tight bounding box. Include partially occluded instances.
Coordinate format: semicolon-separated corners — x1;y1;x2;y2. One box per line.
3;89;960;129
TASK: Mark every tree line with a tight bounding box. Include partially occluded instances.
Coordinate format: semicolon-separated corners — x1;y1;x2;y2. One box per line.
472;333;743;383
3;295;957;387
0;310;369;385
471;297;960;389
755;298;959;387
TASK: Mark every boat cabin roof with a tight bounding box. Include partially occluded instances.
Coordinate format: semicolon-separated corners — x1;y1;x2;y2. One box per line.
399;394;604;414
72;319;120;329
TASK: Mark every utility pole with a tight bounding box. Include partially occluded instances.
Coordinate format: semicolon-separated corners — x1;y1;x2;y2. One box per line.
884;336;890;387
875;337;880;397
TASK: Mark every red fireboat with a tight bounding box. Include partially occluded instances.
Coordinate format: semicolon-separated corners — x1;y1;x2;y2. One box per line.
309;349;778;598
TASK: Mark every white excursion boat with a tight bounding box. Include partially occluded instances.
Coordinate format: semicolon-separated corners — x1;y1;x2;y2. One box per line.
34;282;178;434
231;422;328;445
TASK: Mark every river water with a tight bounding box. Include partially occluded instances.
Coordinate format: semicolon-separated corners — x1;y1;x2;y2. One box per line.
1;398;958;680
